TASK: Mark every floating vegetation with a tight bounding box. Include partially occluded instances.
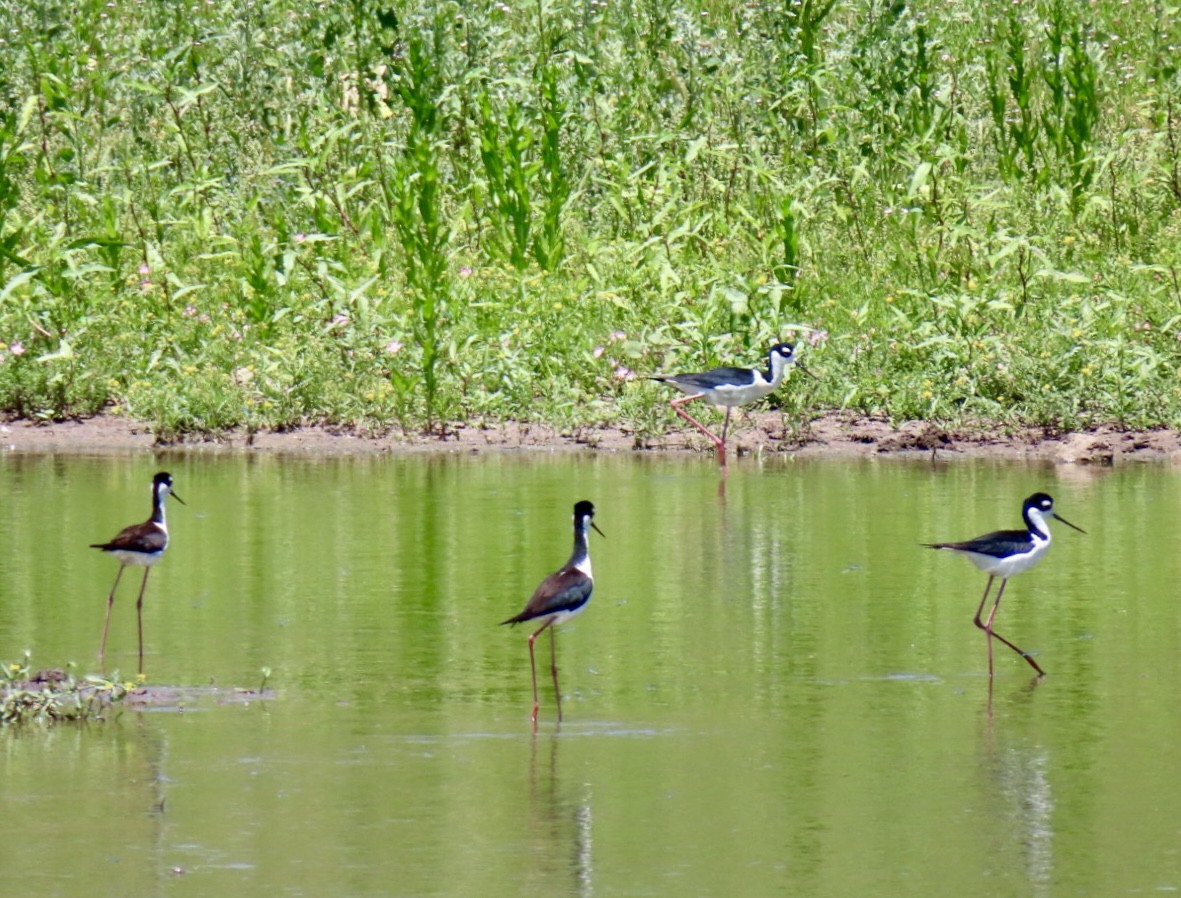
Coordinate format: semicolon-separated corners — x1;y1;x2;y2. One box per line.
1;654;133;725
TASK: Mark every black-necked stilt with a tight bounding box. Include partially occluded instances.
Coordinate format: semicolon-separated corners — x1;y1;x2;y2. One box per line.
651;342;811;466
924;492;1084;677
501;500;603;725
90;472;185;674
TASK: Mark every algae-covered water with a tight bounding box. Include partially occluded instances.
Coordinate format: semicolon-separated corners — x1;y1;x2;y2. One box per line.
2;453;1180;897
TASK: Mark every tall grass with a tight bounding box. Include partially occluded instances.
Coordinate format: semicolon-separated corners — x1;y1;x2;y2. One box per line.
0;0;1179;437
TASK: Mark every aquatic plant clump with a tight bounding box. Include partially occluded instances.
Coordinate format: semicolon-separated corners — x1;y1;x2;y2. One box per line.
1;656;132;725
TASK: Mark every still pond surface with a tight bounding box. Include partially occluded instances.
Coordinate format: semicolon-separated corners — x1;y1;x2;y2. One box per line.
2;451;1181;897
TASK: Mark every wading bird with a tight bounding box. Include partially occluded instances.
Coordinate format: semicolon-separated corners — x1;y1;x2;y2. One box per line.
651;342;811;467
91;472;185;674
924;492;1084;677
502;500;603;725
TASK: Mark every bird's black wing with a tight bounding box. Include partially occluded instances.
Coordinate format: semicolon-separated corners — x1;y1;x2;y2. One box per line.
502;567;593;625
90;522;168;554
924;528;1031;558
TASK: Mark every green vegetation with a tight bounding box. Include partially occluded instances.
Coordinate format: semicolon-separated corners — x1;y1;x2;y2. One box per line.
1;654;131;724
0;0;1179;439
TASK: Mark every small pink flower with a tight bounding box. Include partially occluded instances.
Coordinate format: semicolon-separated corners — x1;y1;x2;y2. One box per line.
609;330;626;342
385;340;404;355
613;365;635;382
294;233;306;243
10;341;24;356
593;346;605;359
183;305;198;317
459;266;473;278
332;313;349;328
807;329;829;347
138;263;150;276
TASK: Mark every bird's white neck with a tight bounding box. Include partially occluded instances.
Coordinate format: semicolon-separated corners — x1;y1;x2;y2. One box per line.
570;519;593;575
765;351;793;388
1025;508;1051;543
152;485;170;530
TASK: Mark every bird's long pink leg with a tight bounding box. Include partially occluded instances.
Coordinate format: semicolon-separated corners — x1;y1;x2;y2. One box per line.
527;620;556;726
549;626;562;722
99;565;126;671
974;578;1044;677
972;576;997;677
717;407;733;468
134;568;152;676
669;394;726;465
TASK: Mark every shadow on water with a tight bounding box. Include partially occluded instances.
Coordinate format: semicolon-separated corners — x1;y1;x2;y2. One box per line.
974;713;1056;898
526;730;594;897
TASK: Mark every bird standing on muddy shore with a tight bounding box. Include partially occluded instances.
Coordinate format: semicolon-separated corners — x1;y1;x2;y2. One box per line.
651;342;811;467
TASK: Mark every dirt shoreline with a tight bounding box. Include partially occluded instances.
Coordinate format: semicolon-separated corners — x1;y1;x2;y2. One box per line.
4;412;1181;464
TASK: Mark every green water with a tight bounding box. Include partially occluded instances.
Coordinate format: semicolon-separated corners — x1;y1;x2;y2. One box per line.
3;453;1181;897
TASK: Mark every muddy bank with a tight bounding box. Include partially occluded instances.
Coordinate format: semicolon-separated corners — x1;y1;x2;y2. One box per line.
3;412;1181;464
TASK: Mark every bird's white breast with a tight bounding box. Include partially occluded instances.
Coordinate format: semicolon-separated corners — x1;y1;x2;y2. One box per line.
108;547;166;567
962;538;1049;578
706;381;775;408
